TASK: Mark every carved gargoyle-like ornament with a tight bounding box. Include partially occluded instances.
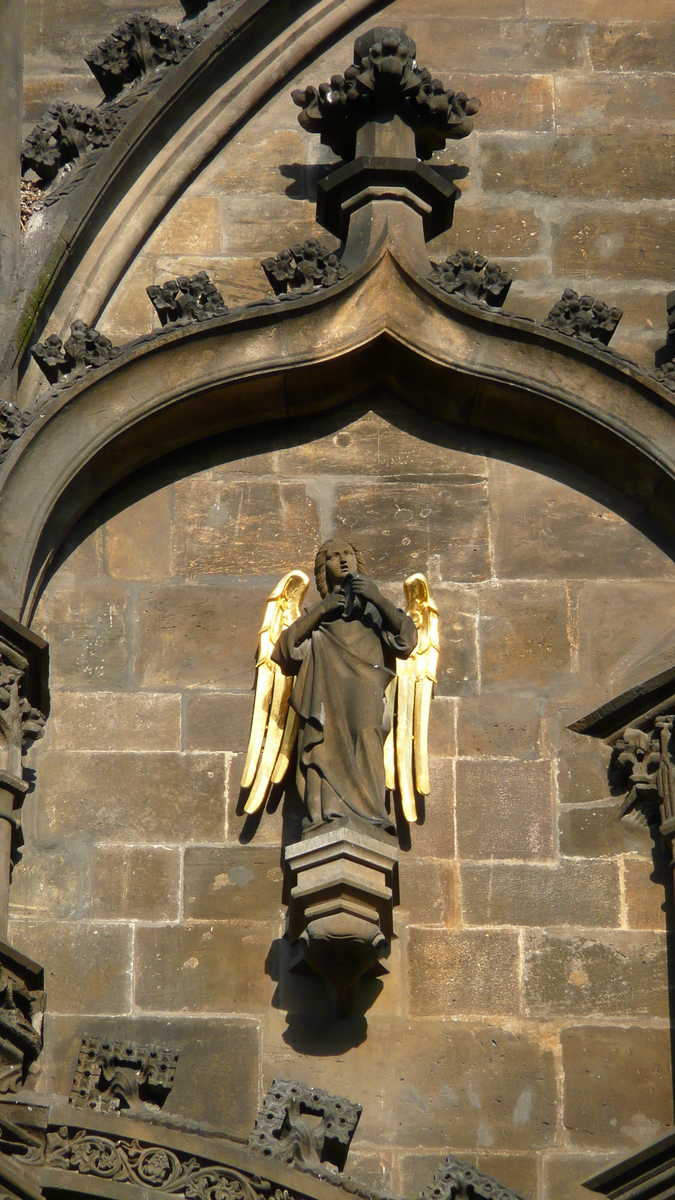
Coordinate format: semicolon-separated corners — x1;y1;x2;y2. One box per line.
241;538;439;1010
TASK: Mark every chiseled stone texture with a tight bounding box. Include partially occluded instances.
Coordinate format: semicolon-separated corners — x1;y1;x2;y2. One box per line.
22;403;675;1192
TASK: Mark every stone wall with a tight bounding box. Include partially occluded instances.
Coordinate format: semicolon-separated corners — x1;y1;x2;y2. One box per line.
10;399;675;1200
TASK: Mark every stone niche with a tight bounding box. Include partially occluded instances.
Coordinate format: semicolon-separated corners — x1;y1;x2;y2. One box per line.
11;397;675;1200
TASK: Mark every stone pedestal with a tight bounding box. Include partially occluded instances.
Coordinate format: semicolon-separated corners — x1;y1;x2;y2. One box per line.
283;826;399;1015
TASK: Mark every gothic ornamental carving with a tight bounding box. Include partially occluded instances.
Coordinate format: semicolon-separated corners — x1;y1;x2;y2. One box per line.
21;103;125;184
0;955;44;1094
262;241;350;298
543;289;623;346
241;540;439;1009
419;1155;527;1200
147;273;229;326
291;28;480;161
248;1079;362;1170
428;250;513;308
85;17;197;100
70;1036;179;1114
0;404;36;466
32;322;121;385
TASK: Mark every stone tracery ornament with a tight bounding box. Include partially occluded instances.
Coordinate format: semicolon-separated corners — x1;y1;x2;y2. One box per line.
241;538;439;1009
248;1078;362;1170
70;1035;179;1114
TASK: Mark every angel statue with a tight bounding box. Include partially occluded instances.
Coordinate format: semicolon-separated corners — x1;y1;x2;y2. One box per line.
241;536;440;835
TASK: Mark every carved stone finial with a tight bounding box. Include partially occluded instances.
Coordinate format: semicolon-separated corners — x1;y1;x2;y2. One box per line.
70;1035;179;1114
21;102;124;184
32;321;121;385
147;272;229;326
261;240;350;297
429;249;513;308
85;17;197;100
248;1078;362;1170
543;288;623;346
292;27;480;161
419;1154;528;1200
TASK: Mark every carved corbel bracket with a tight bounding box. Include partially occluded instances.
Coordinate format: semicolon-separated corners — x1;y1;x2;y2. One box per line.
283;827;399;1016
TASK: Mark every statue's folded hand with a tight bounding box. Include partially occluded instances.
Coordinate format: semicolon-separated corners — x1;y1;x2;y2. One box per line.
319;592;346;621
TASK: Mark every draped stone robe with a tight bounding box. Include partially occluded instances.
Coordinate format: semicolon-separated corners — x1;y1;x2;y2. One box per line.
273;602;417;833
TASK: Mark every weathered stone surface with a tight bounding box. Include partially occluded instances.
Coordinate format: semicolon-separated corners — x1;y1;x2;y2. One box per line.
428;697;456;758
185;692;254;752
8;919;132;1014
434;588;479;696
49;691;181;751
37;1014;259;1136
172;480;320;577
398;858;458;926
135;584;269;689
412;19;586;72
562;1025;674;1147
543;1153;619;1200
90;846;180;920
523;931;668;1017
9;846;87;919
481;133;675;201
105;489;172;581
554;73;675;130
134;922;278;1013
400;1152;538;1200
183;847;283;921
490;460;675;580
431;206;542;262
408;929;520;1015
33;752;225;842
543;706;612;807
552;212;675;282
450;73;553;132
461;861;620;928
145;196;222;255
333;480;490;583
33;581;131;688
410;757;455;859
479;584;571;687
456;759;555;860
588;23;675;71
624;857;667;931
220;195;317;257
577;582;675;691
457;693;541;758
559;804;652;857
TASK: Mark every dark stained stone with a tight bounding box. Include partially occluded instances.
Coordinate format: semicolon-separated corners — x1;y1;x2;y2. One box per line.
456;759;555;860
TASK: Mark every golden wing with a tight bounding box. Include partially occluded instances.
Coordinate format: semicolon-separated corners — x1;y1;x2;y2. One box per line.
386;573;439;823
242;569;310;814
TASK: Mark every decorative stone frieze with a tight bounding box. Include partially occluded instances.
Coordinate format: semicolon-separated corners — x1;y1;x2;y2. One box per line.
248;1079;362;1170
85;17;197;100
543;289;623;346
261;241;350;297
147;273;229;326
291;28;480;161
21;103;125;184
32;321;121;385
70;1035;179;1114
418;1155;527;1200
428;249;513;308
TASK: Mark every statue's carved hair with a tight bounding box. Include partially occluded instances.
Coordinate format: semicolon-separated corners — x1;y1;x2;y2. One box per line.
314;538;366;597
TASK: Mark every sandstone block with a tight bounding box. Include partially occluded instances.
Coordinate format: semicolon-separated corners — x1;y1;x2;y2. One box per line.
428;697;456;758
452;74;553;133
544;1154;618;1200
559;804;652;857
8;919;132;1014
589;23;675;71
333;479;490;584
456;759;555;860
481;133;675;201
146;196;221;255
134;922;278;1013
523;930;667;1017
33;581;131;689
432;207;542;262
90;846;180;920
49;691;181;752
457;693;541;758
34;752;225;843
562;1025;673;1147
411;19;586;73
434;588;479;697
172;479;320;577
183;846;283;921
554;73;675;131
38;1014;259;1136
398;858;458;926
198;128;305;196
408;928;520;1016
226;752;304;848
552;212;675;283
9;846;88;920
185;692;254;752
543;706;612;807
460;860;620;927
623;857;667;931
409;757;455;859
577;582;675;692
105;489;172;580
135;584;270;689
479;583;571;688
220;195;317;256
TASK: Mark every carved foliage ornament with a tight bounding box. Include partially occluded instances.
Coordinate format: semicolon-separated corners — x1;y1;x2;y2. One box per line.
85;16;197;100
419;1155;528;1200
429;249;513;309
261;240;350;298
70;1035;179;1114
291;27;480;160
248;1079;362;1171
0;405;35;467
543;288;623;346
32;321;121;385
147;273;229;326
611;716;675;841
21;102;125;184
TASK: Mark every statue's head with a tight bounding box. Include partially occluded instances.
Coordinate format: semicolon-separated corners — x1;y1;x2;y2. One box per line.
314;537;366;596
